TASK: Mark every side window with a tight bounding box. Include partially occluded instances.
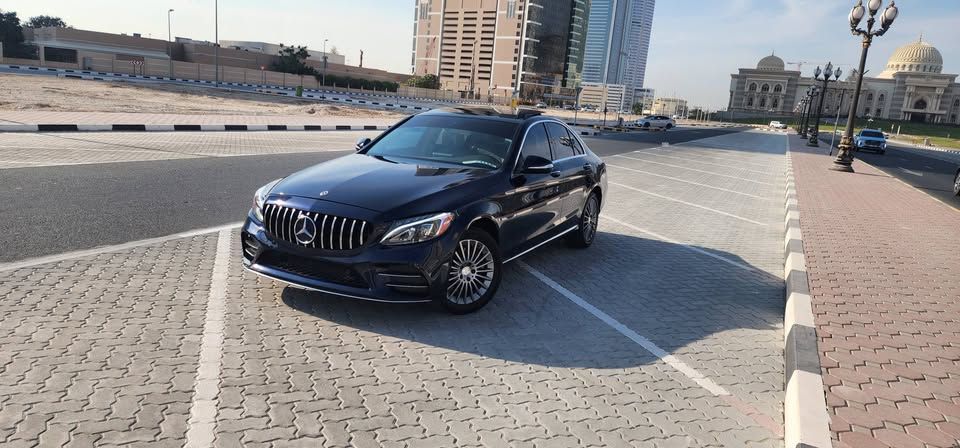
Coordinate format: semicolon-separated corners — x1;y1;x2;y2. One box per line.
545;123;576;160
518;124;552;168
565;129;585;155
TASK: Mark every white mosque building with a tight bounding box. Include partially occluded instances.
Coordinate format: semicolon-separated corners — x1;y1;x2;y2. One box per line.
728;38;960;125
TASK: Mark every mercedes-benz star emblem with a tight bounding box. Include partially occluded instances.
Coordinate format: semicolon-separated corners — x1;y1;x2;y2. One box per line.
293;213;317;245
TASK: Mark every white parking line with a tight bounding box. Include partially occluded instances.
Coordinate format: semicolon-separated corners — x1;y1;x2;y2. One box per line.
607;163;769;200
0;222;242;273
185;230;231;448
614;154;777;186
600;214;759;272
609;181;768;226
651;147;777;169
519;260;730;396
631;151;774;175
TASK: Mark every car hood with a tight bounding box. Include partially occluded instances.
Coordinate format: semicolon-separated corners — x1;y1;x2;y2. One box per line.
271;153;497;213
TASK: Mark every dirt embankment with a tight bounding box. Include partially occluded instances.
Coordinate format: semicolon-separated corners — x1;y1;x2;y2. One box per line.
0;73;405;118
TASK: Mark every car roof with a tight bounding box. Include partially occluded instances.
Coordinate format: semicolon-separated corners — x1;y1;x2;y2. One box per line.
420;106;544;123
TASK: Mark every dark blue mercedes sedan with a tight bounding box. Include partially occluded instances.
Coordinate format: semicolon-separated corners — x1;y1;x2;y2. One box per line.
241;107;607;313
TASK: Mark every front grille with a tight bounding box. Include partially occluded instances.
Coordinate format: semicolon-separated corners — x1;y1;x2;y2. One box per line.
258;252;368;288
263;204;372;250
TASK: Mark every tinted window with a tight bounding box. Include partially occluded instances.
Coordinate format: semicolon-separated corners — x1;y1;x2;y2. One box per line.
565;129;585;155
861;130;884;138
519;124;552;167
366;115;517;170
545;123;576;160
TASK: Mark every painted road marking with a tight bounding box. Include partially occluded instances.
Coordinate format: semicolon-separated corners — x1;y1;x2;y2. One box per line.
609;181;768;226
607;163;769;200
0;222;242;273
614;154;778;186
185;230;231;448
601;214;759;272
629;151;773;175
519;261;730;395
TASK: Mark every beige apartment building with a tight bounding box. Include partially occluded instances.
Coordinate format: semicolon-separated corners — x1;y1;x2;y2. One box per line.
412;0;588;101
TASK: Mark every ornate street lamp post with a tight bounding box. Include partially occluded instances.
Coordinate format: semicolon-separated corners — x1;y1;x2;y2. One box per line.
796;94;810;136
807;62;842;147
831;0;898;172
800;86;818;139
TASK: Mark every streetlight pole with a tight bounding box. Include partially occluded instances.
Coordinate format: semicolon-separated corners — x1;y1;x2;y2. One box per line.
807;62;842;147
831;0;898;172
830;88;847;155
800;86;818;139
214;0;219;87
322;39;329;86
167;9;174;78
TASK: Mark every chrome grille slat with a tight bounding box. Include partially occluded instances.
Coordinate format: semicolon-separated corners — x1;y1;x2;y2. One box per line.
262;204;371;251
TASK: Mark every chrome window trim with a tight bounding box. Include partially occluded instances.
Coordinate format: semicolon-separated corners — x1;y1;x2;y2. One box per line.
511;118;589;173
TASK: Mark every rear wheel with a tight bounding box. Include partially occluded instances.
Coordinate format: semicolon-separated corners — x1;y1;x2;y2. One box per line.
568;193;600;248
665;123;673;130
440;229;502;314
953;171;960;196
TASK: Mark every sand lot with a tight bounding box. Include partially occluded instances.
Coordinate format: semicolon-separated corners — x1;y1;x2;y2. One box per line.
0;73;405;118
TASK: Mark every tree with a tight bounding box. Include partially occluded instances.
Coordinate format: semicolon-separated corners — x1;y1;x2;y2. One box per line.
272;44;317;76
0;9;36;58
327;45;341;56
25;15;67;28
631;102;644;115
404;74;439;90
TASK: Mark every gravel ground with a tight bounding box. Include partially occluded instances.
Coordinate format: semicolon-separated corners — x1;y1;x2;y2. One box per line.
0;73;405;118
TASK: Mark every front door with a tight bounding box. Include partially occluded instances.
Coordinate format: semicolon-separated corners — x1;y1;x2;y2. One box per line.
499;123;564;255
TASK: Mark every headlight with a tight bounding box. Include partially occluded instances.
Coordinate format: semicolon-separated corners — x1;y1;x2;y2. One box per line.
380;212;455;246
252;178;282;221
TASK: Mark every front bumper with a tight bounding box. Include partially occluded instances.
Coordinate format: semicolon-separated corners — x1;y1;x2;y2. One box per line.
240;216;454;303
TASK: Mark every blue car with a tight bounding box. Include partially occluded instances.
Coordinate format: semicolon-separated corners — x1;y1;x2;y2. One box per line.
854;129;887;154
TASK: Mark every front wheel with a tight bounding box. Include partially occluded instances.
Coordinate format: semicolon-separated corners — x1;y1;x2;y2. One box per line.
665;123;673;130
439;229;502;314
568;193;600;248
953;171;960;196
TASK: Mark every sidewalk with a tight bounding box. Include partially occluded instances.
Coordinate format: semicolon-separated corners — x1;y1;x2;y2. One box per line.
0;111;400;132
789;137;960;447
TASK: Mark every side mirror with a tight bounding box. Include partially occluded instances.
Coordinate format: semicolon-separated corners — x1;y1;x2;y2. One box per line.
521;155;554;174
355;137;372;152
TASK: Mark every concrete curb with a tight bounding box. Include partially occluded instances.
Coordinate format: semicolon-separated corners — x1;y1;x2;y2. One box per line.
0;124;391;133
782;151;832;448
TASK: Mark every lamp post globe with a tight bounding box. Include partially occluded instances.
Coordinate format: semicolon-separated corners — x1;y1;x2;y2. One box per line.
831;0;898;172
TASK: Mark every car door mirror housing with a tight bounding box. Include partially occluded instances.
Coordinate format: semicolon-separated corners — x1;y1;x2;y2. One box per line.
521;155;554;174
355;137;372;152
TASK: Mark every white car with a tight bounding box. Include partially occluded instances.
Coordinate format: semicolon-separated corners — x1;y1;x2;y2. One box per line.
635;115;676;130
768;121;787;129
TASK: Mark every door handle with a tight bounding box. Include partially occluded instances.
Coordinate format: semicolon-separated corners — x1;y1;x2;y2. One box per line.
582;163;592;171
550;170;561;178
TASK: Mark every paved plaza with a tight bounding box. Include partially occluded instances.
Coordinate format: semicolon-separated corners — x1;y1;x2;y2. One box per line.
0;128;790;446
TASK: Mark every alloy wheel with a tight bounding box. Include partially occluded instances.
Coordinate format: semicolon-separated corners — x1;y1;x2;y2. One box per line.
582;197;599;243
447;239;495;305
954;173;960;195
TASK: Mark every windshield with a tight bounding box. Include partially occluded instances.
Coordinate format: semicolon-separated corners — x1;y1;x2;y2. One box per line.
366;115;517;170
861;130;884;138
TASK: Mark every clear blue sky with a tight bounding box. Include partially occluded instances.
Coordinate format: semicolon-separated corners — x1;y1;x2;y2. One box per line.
5;1;958;109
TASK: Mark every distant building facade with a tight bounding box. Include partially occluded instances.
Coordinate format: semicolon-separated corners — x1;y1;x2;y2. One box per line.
411;0;588;100
579;82;627;111
652;97;686;116
581;0;655;106
220;40;345;65
729;39;960;124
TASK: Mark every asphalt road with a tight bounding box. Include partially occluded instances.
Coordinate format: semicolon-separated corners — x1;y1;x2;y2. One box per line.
0;126;744;262
856;145;960;209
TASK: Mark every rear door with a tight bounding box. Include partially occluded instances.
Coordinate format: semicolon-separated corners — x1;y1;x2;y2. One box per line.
544;122;589;225
499;123;564;255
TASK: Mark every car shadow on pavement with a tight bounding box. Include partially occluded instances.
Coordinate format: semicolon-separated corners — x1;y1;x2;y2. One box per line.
280;230;784;370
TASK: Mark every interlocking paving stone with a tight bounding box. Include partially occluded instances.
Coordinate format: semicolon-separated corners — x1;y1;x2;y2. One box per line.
0;129;789;446
791;139;960;448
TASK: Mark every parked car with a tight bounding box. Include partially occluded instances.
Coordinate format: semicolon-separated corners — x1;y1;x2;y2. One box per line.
954;167;960;196
768;120;787;129
535;102;547;109
635;115;676;130
854;128;887;154
241;107;607;313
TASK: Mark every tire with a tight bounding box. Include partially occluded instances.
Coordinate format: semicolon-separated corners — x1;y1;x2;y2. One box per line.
953;171;960;196
643;122;650;128
567;193;600;248
439;229;502;314
665;123;673;130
